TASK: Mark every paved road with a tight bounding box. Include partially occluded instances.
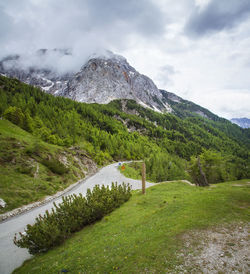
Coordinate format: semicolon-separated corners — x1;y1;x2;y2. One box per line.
0;163;153;274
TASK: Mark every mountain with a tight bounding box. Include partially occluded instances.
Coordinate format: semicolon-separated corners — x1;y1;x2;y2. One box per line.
61;52;172;112
159;90;220;121
0;75;249;213
0;49;73;95
0;50;172;112
0;50;247;123
231;118;250;128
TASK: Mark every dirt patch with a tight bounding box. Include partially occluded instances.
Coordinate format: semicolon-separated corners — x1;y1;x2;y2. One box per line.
176;223;250;273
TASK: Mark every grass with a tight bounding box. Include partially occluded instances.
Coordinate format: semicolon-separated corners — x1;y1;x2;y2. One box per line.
119;162;143;181
0;119;89;213
14;179;250;273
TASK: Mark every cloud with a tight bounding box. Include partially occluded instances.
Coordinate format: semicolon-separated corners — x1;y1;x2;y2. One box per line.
0;7;13;44
156;65;177;87
0;0;250;118
185;0;250;37
85;0;165;37
0;0;165;55
191;89;250;119
0;0;166;73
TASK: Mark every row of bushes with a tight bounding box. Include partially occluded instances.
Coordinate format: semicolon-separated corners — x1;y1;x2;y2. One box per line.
14;183;131;254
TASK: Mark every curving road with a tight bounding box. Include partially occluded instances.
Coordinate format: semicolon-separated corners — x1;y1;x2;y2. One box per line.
0;162;153;274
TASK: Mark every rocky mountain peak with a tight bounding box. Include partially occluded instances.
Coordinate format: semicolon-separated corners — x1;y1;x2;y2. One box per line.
62;52;172;112
0;49;172;113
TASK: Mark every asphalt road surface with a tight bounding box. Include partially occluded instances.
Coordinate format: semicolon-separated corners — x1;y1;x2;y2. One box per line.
0;162;153;274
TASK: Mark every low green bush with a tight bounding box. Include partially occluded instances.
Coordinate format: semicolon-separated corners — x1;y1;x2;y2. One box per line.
14;183;131;254
16;165;34;176
41;158;69;175
25;142;47;157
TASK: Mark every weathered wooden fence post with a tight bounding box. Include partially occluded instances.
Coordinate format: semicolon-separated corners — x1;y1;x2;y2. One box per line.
142;162;146;194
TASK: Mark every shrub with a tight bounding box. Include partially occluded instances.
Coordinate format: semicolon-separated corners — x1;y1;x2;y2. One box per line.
25;142;47;157
16;165;34;176
14;183;131;254
3;106;24;127
41;158;69;175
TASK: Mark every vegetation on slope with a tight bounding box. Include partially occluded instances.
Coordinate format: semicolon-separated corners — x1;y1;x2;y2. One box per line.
0;119;96;213
0;75;249;211
121;148;248;184
160;88;250;145
119;162;143;181
0;76;250;184
120;158;191;183
109;99;249;182
14;180;250;273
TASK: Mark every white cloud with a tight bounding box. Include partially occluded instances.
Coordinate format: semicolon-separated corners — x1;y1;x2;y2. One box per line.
0;0;250;118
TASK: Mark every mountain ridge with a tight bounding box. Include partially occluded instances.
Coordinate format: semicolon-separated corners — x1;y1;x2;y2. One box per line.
0;75;249;214
0;49;246;123
0;50;173;112
231;118;250;128
61;54;173;112
0;49;207;117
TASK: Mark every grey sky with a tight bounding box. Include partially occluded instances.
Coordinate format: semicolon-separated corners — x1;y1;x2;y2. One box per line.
185;0;250;36
0;0;250;119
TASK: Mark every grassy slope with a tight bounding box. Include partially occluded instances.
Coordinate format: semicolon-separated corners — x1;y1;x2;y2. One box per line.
15;180;249;273
0;119;89;213
118;162;142;181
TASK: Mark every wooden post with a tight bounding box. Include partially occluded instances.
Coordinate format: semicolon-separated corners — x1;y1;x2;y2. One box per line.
142;162;146;194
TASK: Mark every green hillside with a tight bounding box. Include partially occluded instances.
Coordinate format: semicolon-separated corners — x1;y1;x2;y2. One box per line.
0;119;96;214
14;180;250;273
160;89;250;143
0;75;249;212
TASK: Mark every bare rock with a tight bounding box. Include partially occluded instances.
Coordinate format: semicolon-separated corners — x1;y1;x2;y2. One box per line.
61;51;171;112
0;198;6;208
0;50;172;113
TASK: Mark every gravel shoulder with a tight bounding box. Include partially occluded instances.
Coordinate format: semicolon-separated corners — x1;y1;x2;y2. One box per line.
176;223;250;273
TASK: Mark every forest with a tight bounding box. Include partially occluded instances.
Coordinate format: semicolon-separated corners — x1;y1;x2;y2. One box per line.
0;75;249;184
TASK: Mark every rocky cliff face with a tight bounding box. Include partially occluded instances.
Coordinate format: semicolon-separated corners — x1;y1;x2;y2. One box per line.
0;50;172;112
61;52;171;112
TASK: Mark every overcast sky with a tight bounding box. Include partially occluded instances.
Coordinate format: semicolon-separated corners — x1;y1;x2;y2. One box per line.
1;0;250;119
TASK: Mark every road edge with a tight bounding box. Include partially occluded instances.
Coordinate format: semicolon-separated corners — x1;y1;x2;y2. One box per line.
0;168;99;223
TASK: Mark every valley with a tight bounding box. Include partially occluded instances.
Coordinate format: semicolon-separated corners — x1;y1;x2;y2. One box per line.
0;55;249;273
1;1;250;273
0;73;249;212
